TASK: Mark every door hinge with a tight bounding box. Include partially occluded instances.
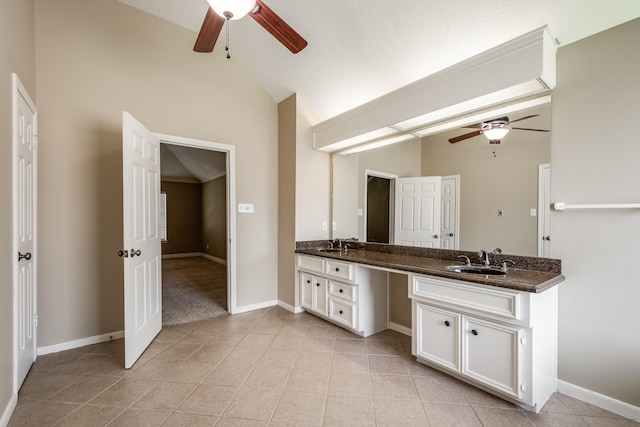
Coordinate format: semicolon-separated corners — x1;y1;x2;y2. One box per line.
520;336;526;345
520;382;526;393
33;314;38;327
33;135;38;148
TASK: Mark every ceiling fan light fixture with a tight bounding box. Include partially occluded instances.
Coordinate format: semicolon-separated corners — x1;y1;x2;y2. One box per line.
207;0;256;20
483;124;510;141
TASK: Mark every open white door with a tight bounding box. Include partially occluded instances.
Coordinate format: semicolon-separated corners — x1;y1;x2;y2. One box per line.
394;176;441;247
13;74;37;390
122;112;162;368
441;175;460;250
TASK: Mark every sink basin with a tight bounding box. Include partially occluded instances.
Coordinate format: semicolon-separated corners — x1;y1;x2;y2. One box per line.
315;248;344;253
446;265;506;275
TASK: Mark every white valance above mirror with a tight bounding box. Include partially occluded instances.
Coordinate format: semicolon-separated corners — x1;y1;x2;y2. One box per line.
312;26;558;154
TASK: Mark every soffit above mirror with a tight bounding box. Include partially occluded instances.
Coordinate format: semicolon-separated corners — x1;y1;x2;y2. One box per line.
312;27;557;154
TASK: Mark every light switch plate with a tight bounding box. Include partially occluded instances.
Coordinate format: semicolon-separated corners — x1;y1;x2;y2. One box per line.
238;203;254;213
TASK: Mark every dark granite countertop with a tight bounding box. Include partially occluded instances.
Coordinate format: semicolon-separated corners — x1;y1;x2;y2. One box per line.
295;243;564;293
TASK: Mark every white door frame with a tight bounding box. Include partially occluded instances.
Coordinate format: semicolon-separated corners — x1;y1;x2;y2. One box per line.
12;73;38;392
537;163;551;257
155;133;237;313
363;169;397;244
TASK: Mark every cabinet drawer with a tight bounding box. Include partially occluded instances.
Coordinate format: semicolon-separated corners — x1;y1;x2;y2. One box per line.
329;298;357;329
329;281;357;302
297;255;324;274
324;259;354;282
412;275;521;321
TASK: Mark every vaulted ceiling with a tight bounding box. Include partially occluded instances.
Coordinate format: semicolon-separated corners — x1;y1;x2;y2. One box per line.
119;0;640;125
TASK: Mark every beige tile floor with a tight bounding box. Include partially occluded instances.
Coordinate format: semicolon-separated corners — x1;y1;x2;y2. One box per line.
9;306;640;426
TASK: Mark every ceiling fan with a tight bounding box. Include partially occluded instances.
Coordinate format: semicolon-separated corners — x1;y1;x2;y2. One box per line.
448;115;550;144
193;0;308;56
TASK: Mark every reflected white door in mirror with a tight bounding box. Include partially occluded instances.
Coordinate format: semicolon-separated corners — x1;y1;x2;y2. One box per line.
395;176;442;247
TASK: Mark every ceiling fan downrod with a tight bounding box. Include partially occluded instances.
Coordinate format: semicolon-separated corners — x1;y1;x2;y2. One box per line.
224;14;231;59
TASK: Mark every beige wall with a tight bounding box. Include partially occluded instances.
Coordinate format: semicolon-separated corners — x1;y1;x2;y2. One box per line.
388;273;411;328
278;95;297;307
34;0;278;347
295;107;331;241
1;0;36;415
202;176;227;260
161;181;202;255
332;153;359;239
552;18;640;407
421;126;550;256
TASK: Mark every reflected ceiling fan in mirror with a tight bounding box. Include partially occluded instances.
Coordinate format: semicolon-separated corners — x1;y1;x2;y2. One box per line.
448;115;550;145
194;0;308;58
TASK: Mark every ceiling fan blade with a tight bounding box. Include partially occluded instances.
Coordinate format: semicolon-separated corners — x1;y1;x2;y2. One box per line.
510;114;539;124
193;7;225;53
449;130;483;144
250;0;308;53
511;127;550;132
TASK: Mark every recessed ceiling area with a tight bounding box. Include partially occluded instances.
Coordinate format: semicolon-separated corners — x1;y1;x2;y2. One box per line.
161;144;226;183
118;0;640;125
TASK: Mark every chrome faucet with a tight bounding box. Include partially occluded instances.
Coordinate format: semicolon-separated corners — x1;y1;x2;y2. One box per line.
478;250;490;267
457;255;471;266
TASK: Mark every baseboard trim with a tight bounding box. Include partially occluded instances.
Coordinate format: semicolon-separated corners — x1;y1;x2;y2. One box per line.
199;253;227;265
162;252;200;259
233;300;278;314
389;321;412;337
0;393;17;427
37;330;125;356
557;379;640;422
277;300;305;314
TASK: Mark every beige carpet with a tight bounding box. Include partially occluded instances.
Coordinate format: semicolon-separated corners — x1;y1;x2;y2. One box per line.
162;256;228;326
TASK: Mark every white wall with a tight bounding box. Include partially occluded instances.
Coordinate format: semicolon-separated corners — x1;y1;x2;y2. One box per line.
552;18;640;407
34;0;279;347
0;0;36;420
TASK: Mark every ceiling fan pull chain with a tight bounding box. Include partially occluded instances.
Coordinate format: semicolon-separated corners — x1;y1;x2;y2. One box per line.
225;18;231;59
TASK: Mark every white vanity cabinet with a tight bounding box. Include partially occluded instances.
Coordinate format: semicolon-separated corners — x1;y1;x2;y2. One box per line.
297;254;388;337
410;273;557;412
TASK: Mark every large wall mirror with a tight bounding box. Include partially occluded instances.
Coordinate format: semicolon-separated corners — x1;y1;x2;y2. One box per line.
331;102;552;257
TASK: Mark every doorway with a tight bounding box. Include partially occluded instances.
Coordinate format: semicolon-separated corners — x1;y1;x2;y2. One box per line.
159;143;229;325
122;112;237;368
364;170;397;243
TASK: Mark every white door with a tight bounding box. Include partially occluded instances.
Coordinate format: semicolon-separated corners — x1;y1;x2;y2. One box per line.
122;112;162;368
394;176;441;247
538;164;551;257
441;175;460;250
13;74;37;390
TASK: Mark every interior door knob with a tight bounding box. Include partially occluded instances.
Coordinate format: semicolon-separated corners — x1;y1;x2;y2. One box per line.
448;233;454;237
118;250;129;258
18;252;32;261
543;236;551;241
433;235;439;239
130;249;142;257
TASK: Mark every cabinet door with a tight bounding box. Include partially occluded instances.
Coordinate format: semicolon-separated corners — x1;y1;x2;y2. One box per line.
415;303;459;371
462;316;522;398
313;276;328;315
300;272;313;311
